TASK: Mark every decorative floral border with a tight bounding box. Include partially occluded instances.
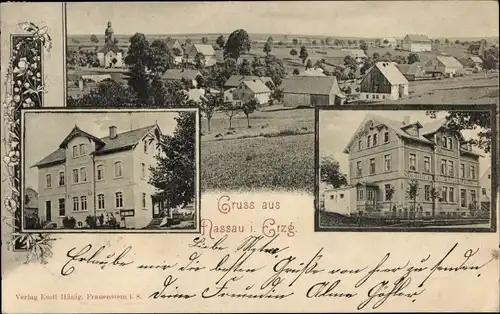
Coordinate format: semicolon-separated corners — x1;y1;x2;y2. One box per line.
2;22;55;263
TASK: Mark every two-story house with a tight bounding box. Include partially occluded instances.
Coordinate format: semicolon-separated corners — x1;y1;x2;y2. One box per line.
32;124;164;229
339;114;482;218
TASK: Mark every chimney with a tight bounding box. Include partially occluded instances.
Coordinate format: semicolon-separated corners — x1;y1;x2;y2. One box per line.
109;126;117;139
403;116;410;125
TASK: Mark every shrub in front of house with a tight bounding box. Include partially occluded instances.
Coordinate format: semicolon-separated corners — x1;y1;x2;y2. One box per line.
62;216;77;229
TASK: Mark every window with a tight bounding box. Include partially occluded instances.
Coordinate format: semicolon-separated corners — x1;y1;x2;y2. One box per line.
58;198;65;216
384;131;389;143
367;135;372;148
72;145;78;158
460;164;465;178
97;165;104;180
424;185;431;201
369;158;375;174
142;193;147;209
358;189;364;201
384;184;392;201
58;171;65;186
144;141;148;154
98;194;105;210
441;187;448;202
409;154;416;171
424;156;430;173
356;161;362;177
73;197;79;211
73;169;79;184
470;166;475;179
114;161;123;178
115;192;123;208
384;154;391;172
45;174;51;188
442;136;447;148
447;160;454;176
81;196;87;211
440;160;447;175
449;187;455;203
77;222;83;228
45;201;51;222
470;190;476;204
460;189;467;207
141;163;146;179
79;143;86;156
447;137;452;150
358;140;362;151
488;174;491;179
80;167;87;182
482;188;487;196
372;134;378;146
367;190;374;201
340;194;344;199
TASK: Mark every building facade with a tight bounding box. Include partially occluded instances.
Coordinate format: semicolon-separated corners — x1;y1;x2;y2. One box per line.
232;80;271;105
402;34;432;52
97;21;123;68
339;114;481;218
33;124;163;229
281;76;344;107
360;62;409;101
424;56;464;77
323;186;352;215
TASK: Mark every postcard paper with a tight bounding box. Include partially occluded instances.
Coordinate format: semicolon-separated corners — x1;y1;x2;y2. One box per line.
1;1;499;313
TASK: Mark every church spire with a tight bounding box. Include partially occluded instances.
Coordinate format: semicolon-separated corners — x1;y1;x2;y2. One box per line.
105;21;114;44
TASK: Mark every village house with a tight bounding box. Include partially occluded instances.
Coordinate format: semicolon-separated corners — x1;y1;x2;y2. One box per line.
467;43;484;56
323;186;352;215
401;34;432;52
479;167;491;210
396;63;426;81
78;74;113;91
299;67;326;77
166;39;184;65
232;79;271;105
359;62;409;101
280;76;345;107
468;56;484;71
424;56;464;78
161;69;202;88
380;37;398;48
223;88;235;103
328;114;483;218
224;75;273;90
97;21;123;68
341;49;368;64
32;124;165;229
186;44;217;67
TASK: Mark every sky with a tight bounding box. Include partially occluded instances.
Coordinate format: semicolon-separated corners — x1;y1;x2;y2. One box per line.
66;1;499;38
319;110;492;184
24;110;180;192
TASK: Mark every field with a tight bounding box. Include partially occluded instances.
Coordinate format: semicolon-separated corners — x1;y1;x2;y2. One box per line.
200;107;315;192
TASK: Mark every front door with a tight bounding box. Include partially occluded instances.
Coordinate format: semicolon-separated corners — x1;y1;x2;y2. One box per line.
152;196;162;218
45;200;52;222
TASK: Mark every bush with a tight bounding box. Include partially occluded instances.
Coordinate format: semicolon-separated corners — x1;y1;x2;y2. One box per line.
62;216;77;229
25;215;42;229
86;215;97;228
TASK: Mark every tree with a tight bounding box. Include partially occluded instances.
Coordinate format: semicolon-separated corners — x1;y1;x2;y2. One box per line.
270;87;283;103
292;38;298;45
383;39;389;45
238;58;252;76
221;101;240;129
149;112;196;209
185;38;192;45
320;156;348;188
241;97;258;128
320;39;325;45
67;79;136;107
267;36;273;43
201;37;209;44
344;55;358;72
224;29;251;60
200;93;222;131
442;111;493;153
305;59;313;69
347;40;353;46
290;48;297;58
326;37;333;45
444;38;450;44
483;46;499;70
263;42;272;55
113;38;119;45
149;39;172;76
124;33;151;105
359;42;368;53
372;52;380;61
384;185;395;216
216;35;225;49
312;40;317;45
406;180;420;219
299;46;308;64
194;52;206;69
293;68;300;75
90;34;99;44
407;52;420;64
455;39;461;45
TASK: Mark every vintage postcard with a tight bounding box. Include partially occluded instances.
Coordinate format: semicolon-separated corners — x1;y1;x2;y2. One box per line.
1;1;499;313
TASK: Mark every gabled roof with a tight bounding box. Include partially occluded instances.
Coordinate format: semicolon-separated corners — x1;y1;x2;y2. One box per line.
435;56;463;68
299;68;326;76
404;34;431;43
280;76;341;95
396;63;424;76
33;125;159;168
224;75;273;87
469;56;483;63
161;69;201;81
341;49;368;59
468;44;483;50
99;41;121;54
59;126;105;149
364;62;408;85
193;44;215;56
166;39;181;50
241;79;271;94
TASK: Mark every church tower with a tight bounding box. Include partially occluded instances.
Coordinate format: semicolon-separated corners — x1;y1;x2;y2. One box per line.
104;21;114;44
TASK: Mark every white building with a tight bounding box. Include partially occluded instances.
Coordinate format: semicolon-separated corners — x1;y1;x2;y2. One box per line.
323;187;352;215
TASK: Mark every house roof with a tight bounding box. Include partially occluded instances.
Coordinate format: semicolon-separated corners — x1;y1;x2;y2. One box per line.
405;34;431;43
436;56;463;68
469;56;483;63
166;39;180;50
241;79;271;94
365;62;408;85
341;49;368;59
299;68;326;76
224;75;273;87
33;125;159;168
161;69;201;81
382;37;397;43
468;44;483;50
193;44;216;56
99;41;121;54
396;63;424;76
280;76;341;95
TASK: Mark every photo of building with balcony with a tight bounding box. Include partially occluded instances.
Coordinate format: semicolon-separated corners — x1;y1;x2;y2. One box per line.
318;109;493;230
